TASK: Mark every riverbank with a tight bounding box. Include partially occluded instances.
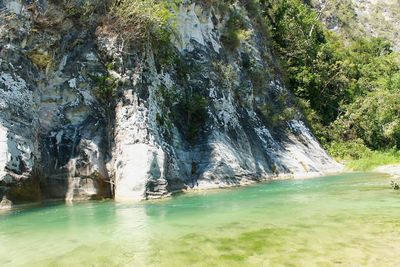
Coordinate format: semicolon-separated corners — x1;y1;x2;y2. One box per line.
331;148;400;172
373;165;400;190
374;165;400;176
1;167;344;210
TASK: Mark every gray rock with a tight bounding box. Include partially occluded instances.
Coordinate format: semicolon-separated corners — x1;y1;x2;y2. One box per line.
106;2;342;201
390;178;400;190
0;196;12;210
0;0;342;207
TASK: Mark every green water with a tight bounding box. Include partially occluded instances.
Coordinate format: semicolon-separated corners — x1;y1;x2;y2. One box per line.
0;173;399;267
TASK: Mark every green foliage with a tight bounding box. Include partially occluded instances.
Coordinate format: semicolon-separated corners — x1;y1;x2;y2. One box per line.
263;0;400;161
347;150;400;171
327;141;400;171
156;84;208;143
213;61;238;90
309;0;358;35
159;85;180;109
310;0;400;47
65;0;105;20
107;0;182;43
327;140;372;160
154;40;179;69
333;90;400;150
155;85;180;137
104;0;183;68
221;10;250;50
327;38;400;150
261;102;297;127
240;0;261;17
264;0;346;123
91;75;118;102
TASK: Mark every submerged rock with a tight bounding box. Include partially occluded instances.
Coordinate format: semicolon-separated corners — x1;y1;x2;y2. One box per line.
0;196;12;210
390;178;400;190
0;0;341;207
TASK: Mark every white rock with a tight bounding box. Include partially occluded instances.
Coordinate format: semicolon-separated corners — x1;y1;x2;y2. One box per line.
0;124;7;181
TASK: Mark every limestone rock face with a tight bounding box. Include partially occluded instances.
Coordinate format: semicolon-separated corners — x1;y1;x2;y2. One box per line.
100;2;342;201
0;0;111;207
352;0;400;50
0;0;341;207
312;0;400;50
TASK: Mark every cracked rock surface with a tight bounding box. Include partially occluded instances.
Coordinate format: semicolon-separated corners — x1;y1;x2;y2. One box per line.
0;0;341;209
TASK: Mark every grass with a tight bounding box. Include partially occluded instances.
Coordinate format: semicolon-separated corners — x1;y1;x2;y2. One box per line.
327;141;400;171
344;150;400;171
104;0;181;43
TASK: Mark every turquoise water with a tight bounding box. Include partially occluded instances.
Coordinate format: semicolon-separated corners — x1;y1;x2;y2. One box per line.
0;173;399;266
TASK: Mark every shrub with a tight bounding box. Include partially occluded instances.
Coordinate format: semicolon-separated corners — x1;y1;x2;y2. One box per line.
213;61;238;90
104;0;181;43
64;0;105;20
91;75;118;102
246;65;268;94
327;139;372;160
332;90;400;150
28;50;53;70
240;0;260;17
221;10;248;50
263;0;400;157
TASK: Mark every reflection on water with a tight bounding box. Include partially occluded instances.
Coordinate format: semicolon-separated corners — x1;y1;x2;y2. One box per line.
0;173;399;266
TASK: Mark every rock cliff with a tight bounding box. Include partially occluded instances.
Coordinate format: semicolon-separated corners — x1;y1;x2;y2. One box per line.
312;0;400;50
0;0;341;208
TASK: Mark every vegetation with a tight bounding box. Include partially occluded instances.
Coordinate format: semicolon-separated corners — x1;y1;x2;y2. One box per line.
144;0;400;168
221;9;251;50
91;75;118;102
97;0;399;167
106;0;181;43
261;0;400;167
213;61;238;91
28;50;53;70
327;141;400;171
309;0;400;48
64;0;105;21
309;0;359;36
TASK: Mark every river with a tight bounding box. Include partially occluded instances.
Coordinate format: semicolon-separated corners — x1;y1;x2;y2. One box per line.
0;173;399;266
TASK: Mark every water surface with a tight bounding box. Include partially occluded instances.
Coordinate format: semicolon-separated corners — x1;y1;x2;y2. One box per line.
0;173;399;266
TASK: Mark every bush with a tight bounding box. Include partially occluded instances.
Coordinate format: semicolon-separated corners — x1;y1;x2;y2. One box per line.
91;75;118;102
221;10;249;50
104;0;181;43
28;50;53;70
326;140;400;171
213;61;238;90
332;90;400;150
263;0;400;157
327;140;372;160
65;0;105;21
246;65;268;94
